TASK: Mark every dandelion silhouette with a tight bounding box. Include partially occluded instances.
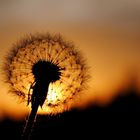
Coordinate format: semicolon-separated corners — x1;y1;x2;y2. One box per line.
3;33;89;139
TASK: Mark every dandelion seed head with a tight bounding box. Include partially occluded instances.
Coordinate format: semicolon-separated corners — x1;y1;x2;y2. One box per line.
3;33;89;114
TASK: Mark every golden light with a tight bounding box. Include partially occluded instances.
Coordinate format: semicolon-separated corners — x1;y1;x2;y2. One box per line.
38;81;79;115
38;83;66;114
0;0;140;121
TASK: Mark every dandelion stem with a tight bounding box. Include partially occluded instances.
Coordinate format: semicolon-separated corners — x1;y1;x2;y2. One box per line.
22;103;39;140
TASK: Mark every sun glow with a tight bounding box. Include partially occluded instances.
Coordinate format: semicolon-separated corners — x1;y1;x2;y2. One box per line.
47;89;58;104
37;82;71;114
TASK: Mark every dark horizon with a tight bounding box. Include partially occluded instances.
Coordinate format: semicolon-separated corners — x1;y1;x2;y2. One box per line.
0;85;140;140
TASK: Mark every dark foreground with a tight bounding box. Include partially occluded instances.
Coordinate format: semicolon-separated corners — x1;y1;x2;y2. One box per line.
0;87;140;140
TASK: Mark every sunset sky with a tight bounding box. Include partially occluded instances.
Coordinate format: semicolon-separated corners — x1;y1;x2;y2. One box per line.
0;0;140;120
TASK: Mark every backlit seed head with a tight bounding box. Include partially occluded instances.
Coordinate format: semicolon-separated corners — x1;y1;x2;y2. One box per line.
3;33;89;114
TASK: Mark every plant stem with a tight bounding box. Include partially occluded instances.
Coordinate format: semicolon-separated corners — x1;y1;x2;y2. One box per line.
22;103;39;140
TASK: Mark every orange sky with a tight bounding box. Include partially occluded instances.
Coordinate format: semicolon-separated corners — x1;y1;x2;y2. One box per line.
0;0;140;120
